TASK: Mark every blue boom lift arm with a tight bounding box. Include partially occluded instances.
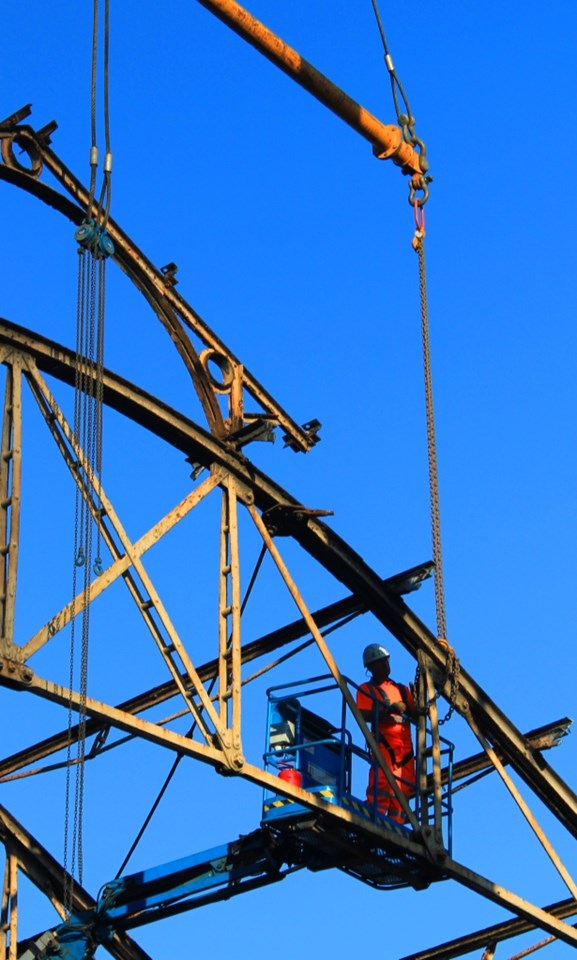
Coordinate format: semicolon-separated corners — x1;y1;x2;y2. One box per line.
21;829;305;960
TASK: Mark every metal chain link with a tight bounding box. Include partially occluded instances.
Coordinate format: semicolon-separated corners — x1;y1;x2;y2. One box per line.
64;248;88;915
414;219;446;641
94;257;106;570
413;216;460;724
66;180;107;900
437;640;460;726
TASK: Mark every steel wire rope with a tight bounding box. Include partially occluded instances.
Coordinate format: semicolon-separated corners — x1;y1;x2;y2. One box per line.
96;0;112;225
369;0;454;720
65;244;98;904
87;0;99;215
369;0;430;203
64;246;91;912
87;0;112;223
369;0;413;130
64;0;113;908
369;1;445;624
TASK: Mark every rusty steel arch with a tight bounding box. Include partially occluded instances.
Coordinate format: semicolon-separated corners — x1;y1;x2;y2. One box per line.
0;20;576;959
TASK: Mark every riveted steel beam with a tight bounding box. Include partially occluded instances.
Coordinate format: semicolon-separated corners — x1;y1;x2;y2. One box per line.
5;647;577;949
0;361;22;658
0;565;426;781
0;323;577;949
0;124;318;453
1;320;576;840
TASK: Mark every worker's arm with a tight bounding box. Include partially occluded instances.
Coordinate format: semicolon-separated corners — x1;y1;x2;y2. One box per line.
357;696;398;722
358;693;417;723
357;685;415;723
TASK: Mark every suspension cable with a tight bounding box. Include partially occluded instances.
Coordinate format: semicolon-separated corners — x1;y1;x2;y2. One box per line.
87;0;99;214
369;0;452;694
369;0;431;206
97;0;113;225
64;0;113;912
369;0;413;129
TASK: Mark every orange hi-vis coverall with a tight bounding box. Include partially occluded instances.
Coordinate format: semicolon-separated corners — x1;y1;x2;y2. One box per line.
356;679;416;823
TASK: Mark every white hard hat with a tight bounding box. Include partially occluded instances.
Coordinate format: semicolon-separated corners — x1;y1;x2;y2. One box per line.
362;644;390;668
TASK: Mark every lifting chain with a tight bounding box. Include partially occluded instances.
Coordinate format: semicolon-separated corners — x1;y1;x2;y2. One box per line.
412;208;459;725
412;205;446;640
436;639;460;725
413;639;460;726
370;0;455;720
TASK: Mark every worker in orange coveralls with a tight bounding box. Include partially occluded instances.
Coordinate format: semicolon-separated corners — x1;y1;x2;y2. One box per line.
356;644;417;824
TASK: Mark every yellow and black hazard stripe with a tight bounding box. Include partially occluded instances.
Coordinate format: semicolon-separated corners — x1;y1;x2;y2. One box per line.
263;797;296;812
263;786;337;814
317;787;337;803
340;795;370;817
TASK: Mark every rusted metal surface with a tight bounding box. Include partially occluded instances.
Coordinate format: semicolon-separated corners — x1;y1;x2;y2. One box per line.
8;638;577;948
0;110;319;454
21;360;245;764
0;362;22;656
249;500;421;832
192;0;424;176
1;853;18;960
0;805;154;960
425;856;577;949
218;477;243;753
425;667;444;843
0;103;575;947
466;712;577;900
0;325;576;945
0;565;427;782
444;717;572;789
19;470;224;661
7;622;577;946
1;321;576;844
399;898;577;960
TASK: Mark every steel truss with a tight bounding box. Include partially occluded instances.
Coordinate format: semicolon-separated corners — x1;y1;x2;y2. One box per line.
0;5;576;957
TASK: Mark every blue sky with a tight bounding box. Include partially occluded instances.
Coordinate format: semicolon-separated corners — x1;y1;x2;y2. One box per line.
2;1;577;958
